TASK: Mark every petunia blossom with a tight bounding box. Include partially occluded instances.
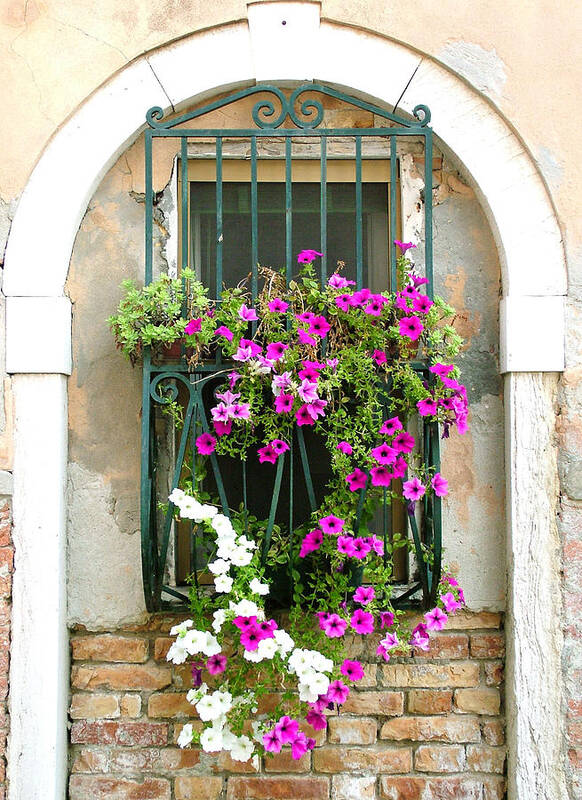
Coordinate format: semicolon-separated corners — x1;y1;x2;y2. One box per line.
290;732;309;760
305;709;327;730
299;529;323;558
327;680;350;704
263;728;282;754
206;654;227;675
266;341;289;361
195;433;217;455
379;416;403;436
340;659;365;681
379;611;395;629
353;586;375;606
214;325;233;341
417;397;438;416
322;613;348;638
297;379;319;403
319;515;345;535
336;441;353;455
258;445;278;464
296;404;316;426
393;431;415;454
328;273;354;289
185;318;202;335
394;240;417;252
350;609;374;634
413;294;434;314
213;420;232;437
424;606;448;631
238;304;259;322
440;591;462;613
432;473;449;497
274;393;294;414
271;439;290;455
371;442;398;465
268;298;289;313
335;294;352;311
337;535;356;557
399;315;424;341
298;328;317;346
403;477;426;501
370;465;392;487
346;468;367;492
297;249;323;263
308;316;331;338
373;349;387;365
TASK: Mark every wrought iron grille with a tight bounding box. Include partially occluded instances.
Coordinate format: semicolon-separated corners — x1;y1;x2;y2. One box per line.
141;83;440;612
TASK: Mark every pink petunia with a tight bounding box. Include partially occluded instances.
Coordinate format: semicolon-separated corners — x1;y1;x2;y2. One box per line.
305;709;327;730
206;654;227;675
298;366;320;382
399;315;424;341
274;393;294;414
371;442;398;465
430;363;454;378
401;284;419;299
346;468;367;492
290;731;309;760
232;615;258;630
308;316;331;338
424;607;448;631
376;643;390;662
298;328;317;346
413;295;434;314
328;273;354;289
351;537;372;560
379;611;395;629
392;456;408;479
440;591;462;613
322;613;348;638
403;477;426;501
394;240;416;252
258;445;278;464
337;536;356;557
228;371;241;389
410;626;431;651
297;249;323;264
214;325;233;341
379;417;403;436
275;716;299;744
239;338;262;357
230;402;251;420
370;465;393;487
335;294;353;311
373;350;387;365
350;609;374;634
393;431;415;454
340;659;365;681
432;473;449;497
381;632;399;650
369;535;384;556
271;439;289;455
240;626;262;651
296;404;316;426
365;298;383;316
336;441;353;455
263;728;282;754
417;397;438;416
233;345;253;362
326;680;350;704
185;318;202;335
299;529;323;558
213;420;232;437
297;379;319;403
268;298;289;313
238;303;258;322
319;515;345;535
195;433;216;455
353;586;375;605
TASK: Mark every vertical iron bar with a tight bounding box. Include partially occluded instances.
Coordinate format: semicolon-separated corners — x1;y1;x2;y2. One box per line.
180;138;188;270
390;135;398;291
424;130;434;297
383;487;388;567
355;136;363;289
140;362;154;610
285;137;292;284
216;137;223;298
145;132;153;285
320;138;327;284
251;136;258;303
242;459;248;536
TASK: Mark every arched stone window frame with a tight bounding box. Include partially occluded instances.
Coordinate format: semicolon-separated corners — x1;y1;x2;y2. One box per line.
3;3;566;798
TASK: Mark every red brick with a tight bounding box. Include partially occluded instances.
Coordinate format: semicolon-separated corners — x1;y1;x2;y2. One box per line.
72;664;171;691
484;662;504;686
380;715;480;743
414;744;465;772
299;720;326;747
175;777;223;800
414;634;469;659
72;635;149;663
313;746;411;773
332;776;376;800
482;719;505;746
69;775;170;799
342;690;403;716
470;634;505;659
213;750;259;774
482;777;506;800
569;721;582;745
154;637;173;661
379;776;484;800
408;690;452;715
264;749;311;772
466;744;506;773
147;693;196;718
454;688;500;715
121;693;142;717
70;720;168;746
69;693;120;719
328;716;377;744
72;747;201;774
226;777;329;799
382;662;479;688
569;748;582;770
446;611;502;630
0;550;13;574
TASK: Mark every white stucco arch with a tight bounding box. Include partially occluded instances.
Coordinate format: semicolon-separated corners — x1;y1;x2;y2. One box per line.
3;3;567;798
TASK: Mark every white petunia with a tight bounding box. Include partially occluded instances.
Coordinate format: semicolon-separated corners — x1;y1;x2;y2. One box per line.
221;726;238;751
182;629;208;655
212;609;227;633
166;639;189;664
201;632;222;657
216;539;238;560
256;638;278;660
196;694;224;722
186;684;208;704
214;574;234;593
193;504;218;522
230;735;254;762
208;558;230;575
243;649;262;663
230;547;253;567
237;535;257;551
230;599;260;618
308;650;333;674
288;648;314;676
249;578;269;596
273;629;294;655
169;487;186;505
170;619;193;636
179;497;205;519
298;682;319;703
200;725;223;752
212;514;235;536
177;722;194;748
299;669;330;701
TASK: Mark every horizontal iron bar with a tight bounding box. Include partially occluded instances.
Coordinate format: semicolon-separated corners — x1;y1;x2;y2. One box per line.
150;128;430;138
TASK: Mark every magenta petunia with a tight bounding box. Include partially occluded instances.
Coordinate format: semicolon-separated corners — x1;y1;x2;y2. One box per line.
393;431;415;454
371;442;398;465
271;439;290;455
379;611;395;629
417;397;438;416
297;328;317;346
335;293;353;311
290;731;309;760
373;349;387;365
328;273;354;289
336;441;353;455
337;535;356;557
350;288;371;307
379;416;403;436
297;379;319;403
268;298;289;313
353;586;375;605
297;249;323;264
213;420;232;437
274;393;294;414
233;344;253;362
440;591;462;613
305;709;327;730
239;338;262;357
298;366;320;382
240;626;262;651
296;404;316;426
299;529;323;558
319;514;345;535
350;609;374;634
381;632;399;650
413;294;434;314
351;538;372;560
308;316;331;338
230;402;251;420
340;659;365;681
232;615;258;630
370;465;393;487
424;606;448;631
206;653;227;675
214;325;233;341
258;445;278;464
365;298;383;316
401;284;419;299
322;613;348;638
403;477;426;501
399;315;424;341
369;535;384;556
228;371;241;389
195;433;216;455
431;472;449;497
430;362;454;378
394;239;417;252
263;728;283;753
266;341;289;361
185;318;202;335
327;680;350;704
410;627;431;651
238;303;258;322
346;468;367;492
275;715;299;745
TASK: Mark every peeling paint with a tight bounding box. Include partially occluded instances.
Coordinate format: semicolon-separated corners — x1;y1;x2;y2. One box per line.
438;41;507;99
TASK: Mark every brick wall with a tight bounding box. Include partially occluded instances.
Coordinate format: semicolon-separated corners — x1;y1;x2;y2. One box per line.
69;610;506;800
0;501;12;800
